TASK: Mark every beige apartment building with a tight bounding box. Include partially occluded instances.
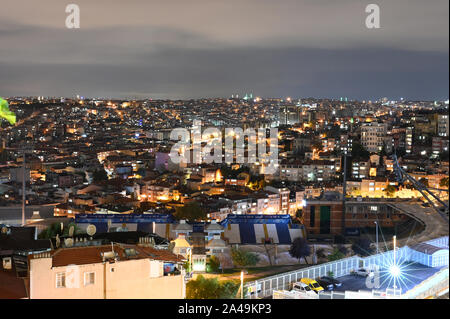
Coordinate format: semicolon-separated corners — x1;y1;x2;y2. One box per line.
361;122;388;153
27;244;185;299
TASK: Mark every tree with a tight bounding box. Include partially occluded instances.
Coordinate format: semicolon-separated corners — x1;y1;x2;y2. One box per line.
186;275;240;299
351;238;374;257
327;248;345;262
316;248;326;260
93;168;108;182
384;185;397;198
439;177;449;188
289;237;311;264
337;244;348;256
207;255;221;273
38;222;63;239
62;222;81;237
174;201;207;221
231;247;259;268
182;259;191;273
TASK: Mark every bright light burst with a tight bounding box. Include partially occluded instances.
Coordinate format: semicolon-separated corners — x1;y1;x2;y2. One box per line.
373;249;426;293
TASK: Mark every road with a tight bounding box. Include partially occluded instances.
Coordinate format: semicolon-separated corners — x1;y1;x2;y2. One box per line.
390;202;449;247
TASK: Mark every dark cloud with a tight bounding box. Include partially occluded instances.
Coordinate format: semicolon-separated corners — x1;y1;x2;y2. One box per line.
0;0;448;99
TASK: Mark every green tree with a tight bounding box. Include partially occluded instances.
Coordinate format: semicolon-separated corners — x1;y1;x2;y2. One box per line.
174;201;207;221
327;248;345;262
289;237;311;264
218;280;241;299
183;259;192;273
384;185;397;197
231;247;259;268
186;275;240;299
38;222;63;239
207;255;221;273
62;222;81;237
316;248;326;260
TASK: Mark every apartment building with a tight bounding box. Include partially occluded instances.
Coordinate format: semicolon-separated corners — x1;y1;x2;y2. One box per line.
27;244;185;299
437;114;449;137
361;122;388;153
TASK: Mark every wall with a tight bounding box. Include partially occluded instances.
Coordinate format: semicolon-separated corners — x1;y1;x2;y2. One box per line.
29;257;185;299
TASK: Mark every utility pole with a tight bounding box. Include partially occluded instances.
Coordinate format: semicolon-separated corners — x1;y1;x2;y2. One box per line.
375;221;379;254
341;154;348;237
22;150;26;226
21;146;33;226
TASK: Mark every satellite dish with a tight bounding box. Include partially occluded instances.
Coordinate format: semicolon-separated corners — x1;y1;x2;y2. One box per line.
86;224;97;237
65;238;74;247
68;225;75;237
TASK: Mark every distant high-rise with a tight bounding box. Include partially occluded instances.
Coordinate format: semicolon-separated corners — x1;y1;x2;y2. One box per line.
279;105;300;125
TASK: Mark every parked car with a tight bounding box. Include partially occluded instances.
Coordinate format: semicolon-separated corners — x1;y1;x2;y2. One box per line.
352;268;374;277
292;282;318;297
316;276;343;290
316;278;334;291
300;278;324;293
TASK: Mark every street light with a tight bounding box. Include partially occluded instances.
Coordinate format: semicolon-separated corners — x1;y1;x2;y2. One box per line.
391;235;398;290
240;270;244;299
374;221;379;254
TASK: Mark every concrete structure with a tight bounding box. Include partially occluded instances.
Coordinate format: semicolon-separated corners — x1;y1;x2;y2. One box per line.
27;244;185;299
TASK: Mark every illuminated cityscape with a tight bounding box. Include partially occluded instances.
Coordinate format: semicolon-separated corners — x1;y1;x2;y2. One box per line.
0;0;448;307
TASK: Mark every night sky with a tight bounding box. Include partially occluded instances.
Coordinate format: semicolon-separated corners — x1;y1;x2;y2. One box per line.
0;0;448;100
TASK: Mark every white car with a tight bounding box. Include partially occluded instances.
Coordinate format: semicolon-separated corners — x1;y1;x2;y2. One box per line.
352;268;375;277
292;282;319;297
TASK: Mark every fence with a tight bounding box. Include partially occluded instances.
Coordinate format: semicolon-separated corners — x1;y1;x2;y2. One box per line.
273;289;397;299
245;241;448;299
362;246;411;269
403;267;449;299
245;256;360;299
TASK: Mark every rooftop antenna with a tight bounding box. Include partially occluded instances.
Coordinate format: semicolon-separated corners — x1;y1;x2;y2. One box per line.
65;238;74;247
21;146;33;226
55;234;61;248
86;224;97;240
68;225;74;237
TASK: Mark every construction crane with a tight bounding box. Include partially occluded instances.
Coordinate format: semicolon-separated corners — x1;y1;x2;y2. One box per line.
392;154;449;224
